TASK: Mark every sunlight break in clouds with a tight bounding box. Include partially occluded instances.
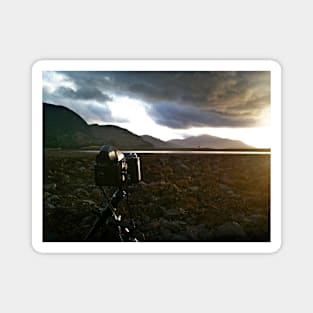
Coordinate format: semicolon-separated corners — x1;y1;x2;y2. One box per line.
105;96;184;141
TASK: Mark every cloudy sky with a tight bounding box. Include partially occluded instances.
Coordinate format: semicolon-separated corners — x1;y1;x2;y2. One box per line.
43;71;271;147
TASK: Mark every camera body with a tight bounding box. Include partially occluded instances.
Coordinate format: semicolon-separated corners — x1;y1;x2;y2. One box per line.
95;145;142;186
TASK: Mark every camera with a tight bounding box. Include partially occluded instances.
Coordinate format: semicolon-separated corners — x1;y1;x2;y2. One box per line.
95;145;142;186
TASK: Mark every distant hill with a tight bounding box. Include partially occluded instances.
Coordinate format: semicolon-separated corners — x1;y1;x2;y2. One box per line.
141;135;177;148
168;134;253;149
44;103;152;149
89;124;152;149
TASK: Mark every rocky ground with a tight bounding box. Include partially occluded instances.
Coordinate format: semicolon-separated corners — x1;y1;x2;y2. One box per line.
43;151;270;242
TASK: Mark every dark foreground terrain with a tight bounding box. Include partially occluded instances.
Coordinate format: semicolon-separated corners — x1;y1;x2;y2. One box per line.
43;151;270;242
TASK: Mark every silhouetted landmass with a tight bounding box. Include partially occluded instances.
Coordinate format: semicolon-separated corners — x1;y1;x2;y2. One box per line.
44;103;266;150
44;103;153;149
88;124;152;149
44;103;91;148
141;135;178;148
168;134;253;149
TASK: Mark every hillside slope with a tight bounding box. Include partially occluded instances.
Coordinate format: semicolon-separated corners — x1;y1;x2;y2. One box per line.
44;103;152;149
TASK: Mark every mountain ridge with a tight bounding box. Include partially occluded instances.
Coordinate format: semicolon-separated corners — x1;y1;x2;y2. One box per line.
168;134;253;149
44;102;255;150
141;135;178;148
44;103;153;149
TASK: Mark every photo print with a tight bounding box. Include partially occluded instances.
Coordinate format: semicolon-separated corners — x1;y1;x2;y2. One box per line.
32;60;281;253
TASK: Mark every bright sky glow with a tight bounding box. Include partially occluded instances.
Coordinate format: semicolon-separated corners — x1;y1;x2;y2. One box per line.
102;96;270;148
105;96;185;141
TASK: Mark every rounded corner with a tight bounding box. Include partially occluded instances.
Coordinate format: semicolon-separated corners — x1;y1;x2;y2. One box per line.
268;240;282;254
267;59;282;73
31;59;46;73
31;241;45;254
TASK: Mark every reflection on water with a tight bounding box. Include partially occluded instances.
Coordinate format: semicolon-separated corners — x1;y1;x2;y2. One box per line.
81;150;271;155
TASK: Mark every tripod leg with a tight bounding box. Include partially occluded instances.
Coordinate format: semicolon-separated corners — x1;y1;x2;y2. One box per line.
83;216;100;241
84;188;122;241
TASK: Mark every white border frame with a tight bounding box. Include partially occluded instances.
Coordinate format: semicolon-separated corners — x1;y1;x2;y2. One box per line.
32;60;281;254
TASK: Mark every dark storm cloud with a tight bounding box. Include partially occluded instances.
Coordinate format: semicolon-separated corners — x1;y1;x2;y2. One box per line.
147;102;256;128
51;85;112;103
44;70;270;128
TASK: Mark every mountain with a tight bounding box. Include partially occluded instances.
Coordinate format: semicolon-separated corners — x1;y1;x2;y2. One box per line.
168;134;253;149
44;103;153;149
89;124;153;149
141;135;178;148
44;103;92;148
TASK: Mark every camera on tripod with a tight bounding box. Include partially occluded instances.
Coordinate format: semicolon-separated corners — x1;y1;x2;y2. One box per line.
95;145;142;186
84;145;143;241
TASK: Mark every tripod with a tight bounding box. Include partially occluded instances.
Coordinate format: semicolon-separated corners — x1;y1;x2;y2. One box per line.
84;185;140;242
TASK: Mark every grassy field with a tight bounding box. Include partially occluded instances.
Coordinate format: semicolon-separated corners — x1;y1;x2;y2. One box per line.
43;150;270;242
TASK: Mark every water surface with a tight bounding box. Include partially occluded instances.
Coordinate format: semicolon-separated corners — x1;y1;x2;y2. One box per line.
81;150;270;155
